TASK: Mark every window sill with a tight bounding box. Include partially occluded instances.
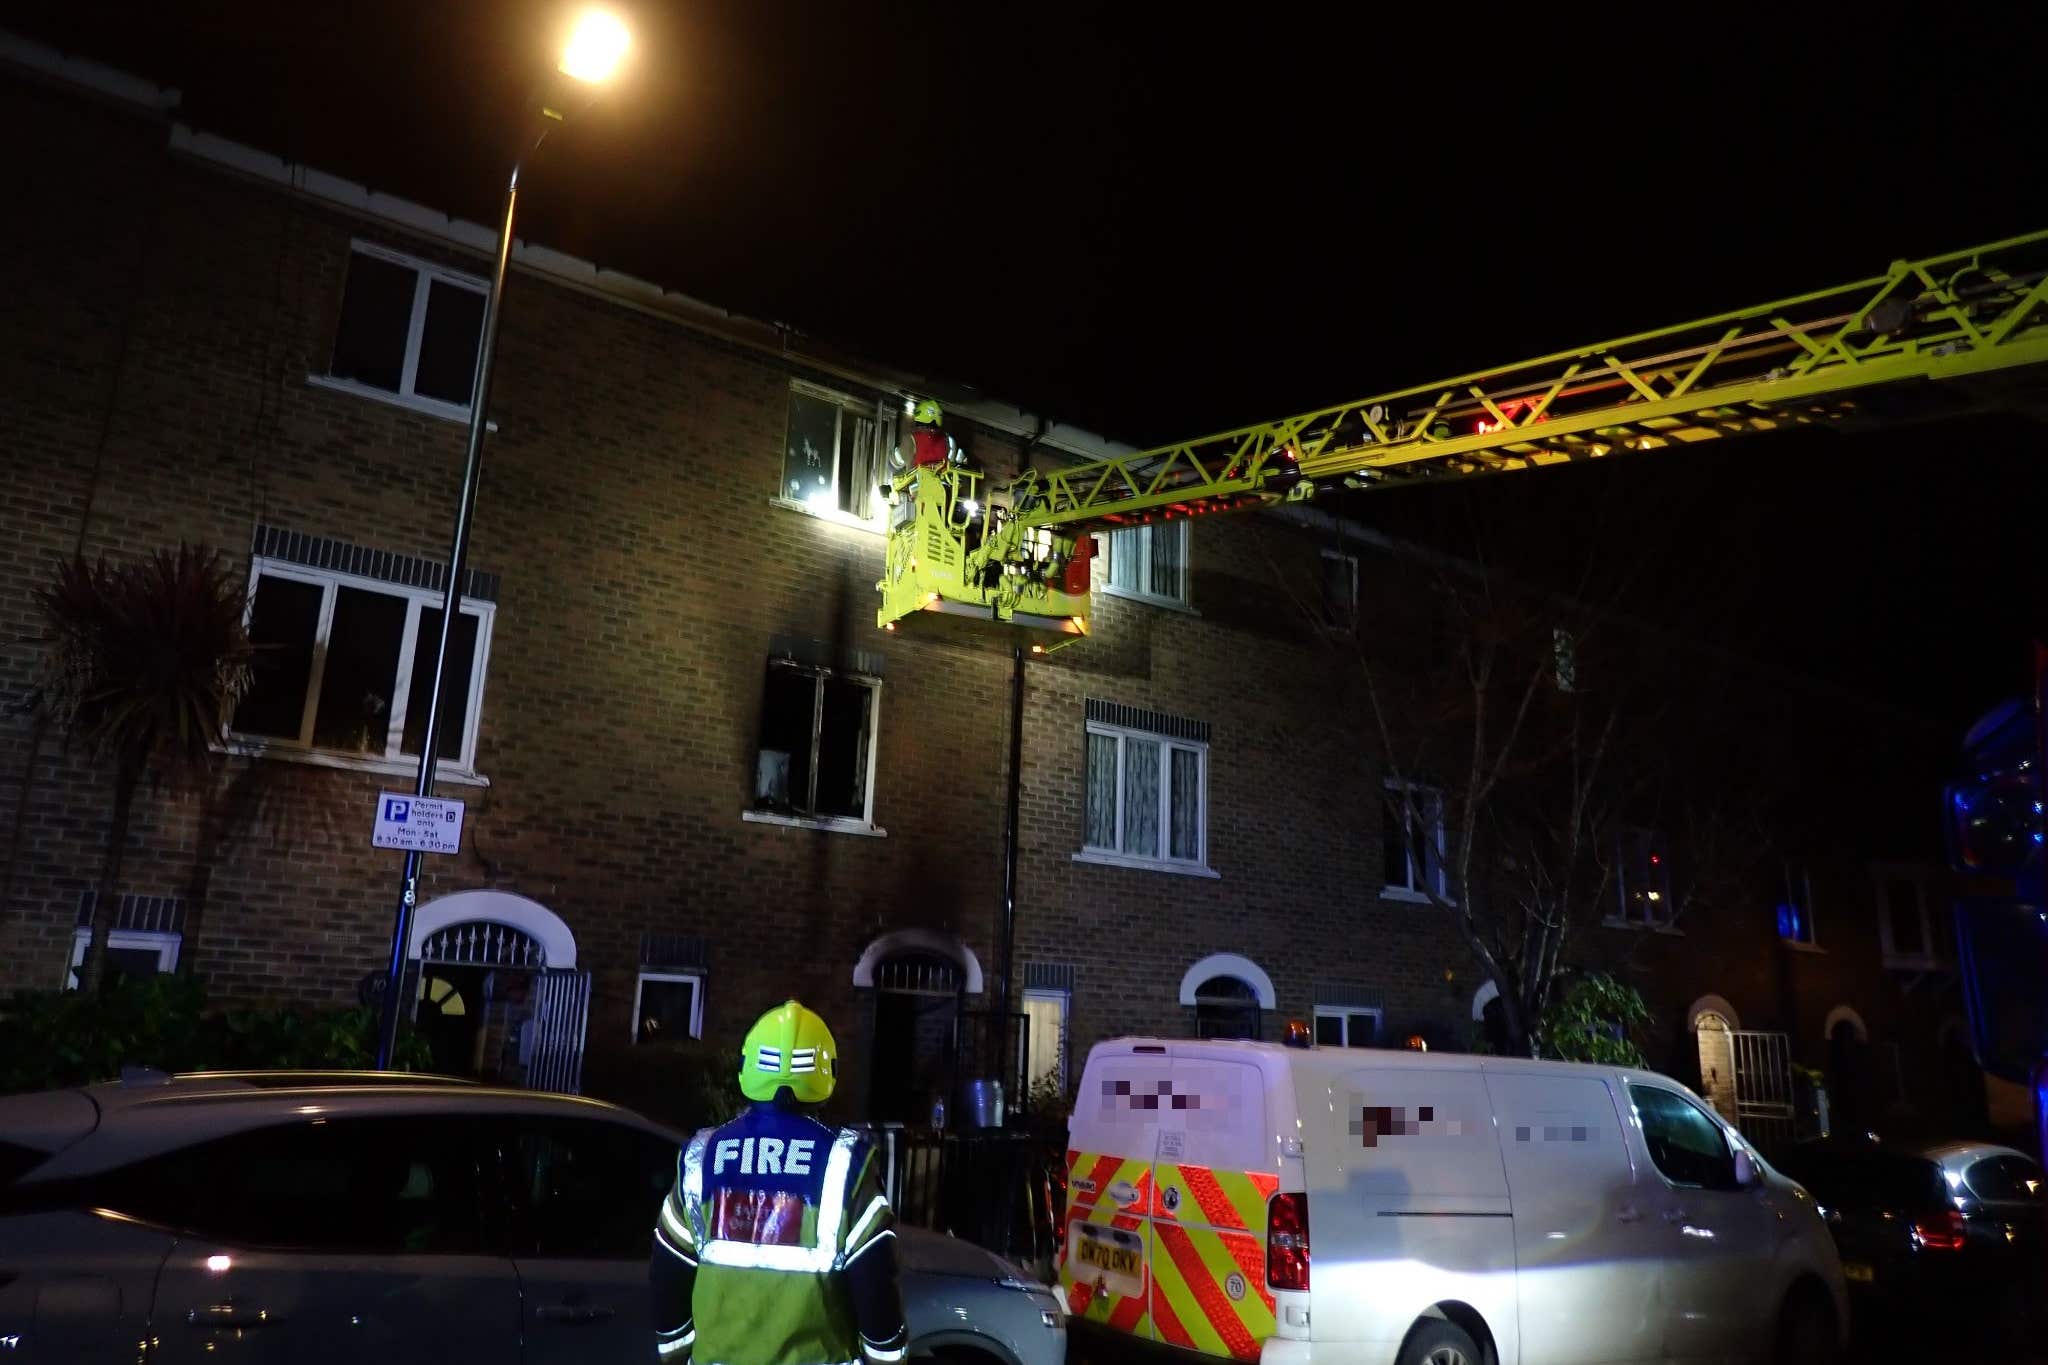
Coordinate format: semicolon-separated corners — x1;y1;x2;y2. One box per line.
1100;584;1199;615
217;738;491;788
768;497;886;537
1602;919;1685;936
306;374;496;431
1779;939;1826;954
1378;886;1447;905
742;809;887;838
1072;849;1219;879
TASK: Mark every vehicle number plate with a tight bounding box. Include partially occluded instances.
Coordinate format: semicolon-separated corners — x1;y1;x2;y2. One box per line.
1072;1222;1145;1299
1842;1261;1875;1284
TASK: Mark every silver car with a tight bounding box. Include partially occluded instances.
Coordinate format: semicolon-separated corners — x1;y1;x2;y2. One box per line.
0;1070;1064;1365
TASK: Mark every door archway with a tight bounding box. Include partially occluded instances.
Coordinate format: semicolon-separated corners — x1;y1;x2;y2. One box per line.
855;930;983;1125
408;891;583;1088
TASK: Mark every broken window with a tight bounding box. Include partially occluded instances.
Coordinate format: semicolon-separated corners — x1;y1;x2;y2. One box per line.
753;661;879;824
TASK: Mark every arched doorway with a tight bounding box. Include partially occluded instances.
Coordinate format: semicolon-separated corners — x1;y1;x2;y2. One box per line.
408;891;585;1091
1688;996;1740;1122
1179;953;1277;1041
854;931;984;1125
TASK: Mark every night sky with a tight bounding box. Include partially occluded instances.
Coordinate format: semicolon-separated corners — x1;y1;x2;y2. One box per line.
13;1;2048;739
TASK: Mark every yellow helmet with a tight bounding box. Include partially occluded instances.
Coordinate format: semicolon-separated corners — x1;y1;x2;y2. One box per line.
739;999;838;1103
912;398;942;426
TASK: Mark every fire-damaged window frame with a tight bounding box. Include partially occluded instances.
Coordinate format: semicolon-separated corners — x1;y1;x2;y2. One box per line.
1103;520;1192;609
772;378;899;533
226;553;496;783
310;240;491;424
1075;701;1216;878
744;655;885;837
1610;826;1676;930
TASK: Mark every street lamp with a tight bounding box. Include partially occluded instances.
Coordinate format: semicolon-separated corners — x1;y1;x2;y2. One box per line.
375;9;632;1070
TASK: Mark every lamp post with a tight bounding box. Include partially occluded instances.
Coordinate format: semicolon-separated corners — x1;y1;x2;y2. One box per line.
374;9;631;1070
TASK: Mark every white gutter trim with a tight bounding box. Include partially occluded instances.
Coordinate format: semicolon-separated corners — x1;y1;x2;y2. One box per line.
0;30;181;113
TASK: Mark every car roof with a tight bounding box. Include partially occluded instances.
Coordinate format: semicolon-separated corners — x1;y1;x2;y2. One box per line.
1912;1140;2038;1168
7;1071;682;1183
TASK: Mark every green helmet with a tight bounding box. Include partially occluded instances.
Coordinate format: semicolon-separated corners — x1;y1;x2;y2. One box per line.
739;999;838;1103
912;398;942;426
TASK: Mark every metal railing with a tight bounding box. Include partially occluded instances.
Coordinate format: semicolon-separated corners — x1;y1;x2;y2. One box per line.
862;1122;1065;1278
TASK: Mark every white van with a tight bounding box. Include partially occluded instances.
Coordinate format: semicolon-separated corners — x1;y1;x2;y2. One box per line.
1060;1038;1846;1365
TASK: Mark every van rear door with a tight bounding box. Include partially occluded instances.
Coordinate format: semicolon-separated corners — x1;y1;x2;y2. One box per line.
1062;1045;1171;1343
1145;1050;1281;1362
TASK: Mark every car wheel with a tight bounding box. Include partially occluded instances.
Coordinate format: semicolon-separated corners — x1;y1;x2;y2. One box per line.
1774;1286;1838;1365
1398;1319;1483;1365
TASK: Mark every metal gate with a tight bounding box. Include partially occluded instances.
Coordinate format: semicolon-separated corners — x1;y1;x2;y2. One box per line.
526;968;591;1094
1728;1029;1796;1154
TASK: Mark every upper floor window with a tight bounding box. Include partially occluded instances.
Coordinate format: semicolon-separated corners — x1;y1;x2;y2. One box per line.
325;242;488;419
1776;862;1817;947
1612;827;1674;928
778;381;896;530
1320;550;1359;630
1081;712;1209;874
1382;779;1446;901
750;659;881;831
1105;522;1189;607
232;557;494;773
1875;864;1940;967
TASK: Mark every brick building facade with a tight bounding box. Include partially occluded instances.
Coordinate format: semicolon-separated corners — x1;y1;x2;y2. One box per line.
0;42;1994;1141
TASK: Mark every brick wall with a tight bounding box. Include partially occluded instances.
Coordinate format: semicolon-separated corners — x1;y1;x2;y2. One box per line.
0;69;1976;1138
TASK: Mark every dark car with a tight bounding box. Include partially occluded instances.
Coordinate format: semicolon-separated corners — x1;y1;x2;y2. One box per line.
1775;1137;2045;1345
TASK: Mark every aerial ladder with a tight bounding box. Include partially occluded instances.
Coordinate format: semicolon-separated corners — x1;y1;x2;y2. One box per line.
877;228;2048;644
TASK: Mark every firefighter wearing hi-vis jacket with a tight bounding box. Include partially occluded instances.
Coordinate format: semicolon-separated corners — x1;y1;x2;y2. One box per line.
651;1000;907;1365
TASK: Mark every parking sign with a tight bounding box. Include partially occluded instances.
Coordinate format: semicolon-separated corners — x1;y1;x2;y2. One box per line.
371;791;465;855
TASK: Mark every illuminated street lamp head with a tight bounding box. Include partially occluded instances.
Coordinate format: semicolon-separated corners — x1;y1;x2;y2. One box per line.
559;9;631;84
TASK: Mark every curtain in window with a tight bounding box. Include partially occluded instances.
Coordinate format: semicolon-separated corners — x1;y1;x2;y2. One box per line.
1122;737;1161;857
1108;528;1142;593
1085;732;1118;849
1169;746;1200;860
844;415;875;521
1150;524;1184;601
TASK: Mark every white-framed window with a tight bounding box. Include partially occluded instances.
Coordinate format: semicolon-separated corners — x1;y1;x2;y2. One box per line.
1104;521;1190;607
1382;779;1446;900
1023;987;1070;1095
66;928;180;990
1777;862;1818;947
1612;827;1674;928
1875;864;1939;967
319;241;489;421
1313;1005;1382;1048
230;557;494;774
1319;549;1358;630
748;659;882;832
1079;718;1210;874
777;380;898;530
632;971;705;1044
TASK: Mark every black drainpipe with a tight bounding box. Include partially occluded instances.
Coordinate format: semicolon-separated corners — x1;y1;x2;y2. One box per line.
994;416;1051;1098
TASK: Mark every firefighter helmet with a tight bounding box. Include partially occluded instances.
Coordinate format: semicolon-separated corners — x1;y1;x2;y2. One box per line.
912;398;943;426
739;999;838;1103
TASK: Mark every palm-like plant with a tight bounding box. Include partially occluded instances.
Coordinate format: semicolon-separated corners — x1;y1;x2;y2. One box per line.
36;545;254;992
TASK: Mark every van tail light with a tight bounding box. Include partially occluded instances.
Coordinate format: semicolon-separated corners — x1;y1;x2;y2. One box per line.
1910;1211;1968;1251
1267;1192;1310;1291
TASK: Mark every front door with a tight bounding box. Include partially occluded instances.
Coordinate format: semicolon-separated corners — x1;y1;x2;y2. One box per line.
143;1115;518;1365
1485;1070;1663;1364
482;1112;682;1365
1626;1083;1778;1364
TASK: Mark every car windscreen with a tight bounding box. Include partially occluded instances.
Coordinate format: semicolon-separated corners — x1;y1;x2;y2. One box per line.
1963;1154;2045;1204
